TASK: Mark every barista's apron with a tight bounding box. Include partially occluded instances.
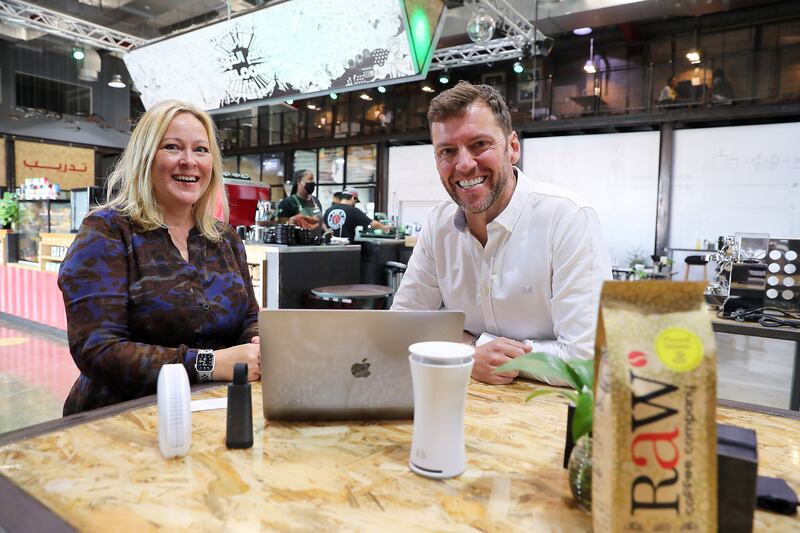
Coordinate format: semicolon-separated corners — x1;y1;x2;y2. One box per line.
291;195;322;235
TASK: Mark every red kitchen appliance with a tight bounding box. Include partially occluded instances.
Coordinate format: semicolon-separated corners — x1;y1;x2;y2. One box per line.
224;178;270;227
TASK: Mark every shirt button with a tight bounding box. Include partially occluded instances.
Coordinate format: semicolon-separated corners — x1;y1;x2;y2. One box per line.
202;303;210;310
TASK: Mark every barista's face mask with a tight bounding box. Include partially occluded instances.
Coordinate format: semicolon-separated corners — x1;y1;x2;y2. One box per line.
304;181;316;195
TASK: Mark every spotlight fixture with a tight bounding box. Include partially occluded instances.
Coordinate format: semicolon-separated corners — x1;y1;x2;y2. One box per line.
513;60;524;74
285;99;293;105
377;86;386;94
307;103;317;110
583;38;596;74
329;93;338;100
421;85;435;93
107;74;126;89
573;27;592;36
686;48;701;64
438;70;449;84
359;93;372;101
71;46;85;60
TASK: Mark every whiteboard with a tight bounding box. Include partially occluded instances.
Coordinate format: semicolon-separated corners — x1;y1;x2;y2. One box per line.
670;122;800;247
387;145;451;227
522;132;660;266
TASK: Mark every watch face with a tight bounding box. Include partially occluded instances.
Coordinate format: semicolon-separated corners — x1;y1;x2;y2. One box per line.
196;352;214;372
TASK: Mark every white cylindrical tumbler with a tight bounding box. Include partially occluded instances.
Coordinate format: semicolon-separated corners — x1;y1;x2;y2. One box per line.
408;341;475;479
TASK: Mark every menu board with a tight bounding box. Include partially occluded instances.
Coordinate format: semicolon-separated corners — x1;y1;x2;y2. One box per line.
318;146;344;184
15;141;95;189
124;0;446;111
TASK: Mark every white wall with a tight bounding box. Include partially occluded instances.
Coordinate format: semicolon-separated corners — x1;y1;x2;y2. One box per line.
522;132;661;266
670;122;800;247
387;145;450;227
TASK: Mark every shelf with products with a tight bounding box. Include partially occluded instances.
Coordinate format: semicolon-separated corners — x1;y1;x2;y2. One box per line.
38;233;75;272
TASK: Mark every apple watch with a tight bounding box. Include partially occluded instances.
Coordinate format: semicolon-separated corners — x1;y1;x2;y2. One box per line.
195;349;215;382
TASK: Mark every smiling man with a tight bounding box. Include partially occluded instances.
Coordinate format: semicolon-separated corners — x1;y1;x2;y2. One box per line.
391;81;611;385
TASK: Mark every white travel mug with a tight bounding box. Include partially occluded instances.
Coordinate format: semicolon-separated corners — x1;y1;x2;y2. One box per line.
408;341;475;479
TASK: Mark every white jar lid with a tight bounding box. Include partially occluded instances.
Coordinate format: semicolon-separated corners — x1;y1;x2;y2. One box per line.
409;341;474;362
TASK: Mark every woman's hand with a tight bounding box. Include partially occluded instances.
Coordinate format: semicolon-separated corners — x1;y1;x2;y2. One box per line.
212;340;261;382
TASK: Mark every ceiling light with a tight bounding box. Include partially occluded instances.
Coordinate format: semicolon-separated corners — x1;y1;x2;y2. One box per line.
285;99;293;105
307;103;317;110
422;85;435;93
359;93;372;101
377;86;386;94
513;60;524;74
583;37;596;74
71;46;85;61
438;71;449;84
329;93;338;100
573;27;592;36
107;74;126;89
686;48;701;64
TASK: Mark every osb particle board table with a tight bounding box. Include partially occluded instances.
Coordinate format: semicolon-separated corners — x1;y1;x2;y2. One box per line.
0;381;798;532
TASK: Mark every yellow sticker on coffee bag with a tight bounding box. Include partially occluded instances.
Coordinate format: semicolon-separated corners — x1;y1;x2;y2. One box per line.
655;327;704;372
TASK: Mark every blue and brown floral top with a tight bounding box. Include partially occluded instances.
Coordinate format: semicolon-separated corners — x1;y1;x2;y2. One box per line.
58;207;258;415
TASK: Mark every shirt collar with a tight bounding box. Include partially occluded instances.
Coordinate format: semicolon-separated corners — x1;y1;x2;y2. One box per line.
451;166;530;233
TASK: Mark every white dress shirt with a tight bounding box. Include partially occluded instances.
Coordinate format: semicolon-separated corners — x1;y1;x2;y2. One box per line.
392;168;612;367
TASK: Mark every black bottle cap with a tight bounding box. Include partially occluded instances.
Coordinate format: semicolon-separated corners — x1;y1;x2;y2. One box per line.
233;362;248;385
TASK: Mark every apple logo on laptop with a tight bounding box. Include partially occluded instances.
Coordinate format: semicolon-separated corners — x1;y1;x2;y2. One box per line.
351;358;371;378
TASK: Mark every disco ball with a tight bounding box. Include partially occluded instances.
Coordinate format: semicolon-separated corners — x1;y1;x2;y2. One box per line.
467;10;495;43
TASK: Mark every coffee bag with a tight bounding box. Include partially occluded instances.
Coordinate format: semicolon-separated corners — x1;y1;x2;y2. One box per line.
593;281;717;532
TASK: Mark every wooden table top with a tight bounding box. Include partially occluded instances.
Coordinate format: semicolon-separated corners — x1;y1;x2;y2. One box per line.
1;380;798;532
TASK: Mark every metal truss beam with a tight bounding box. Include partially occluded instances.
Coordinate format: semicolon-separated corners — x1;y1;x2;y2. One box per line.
0;0;146;52
432;37;524;70
430;0;550;71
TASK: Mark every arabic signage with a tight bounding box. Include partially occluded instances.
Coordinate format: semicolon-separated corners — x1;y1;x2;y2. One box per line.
15;141;94;190
124;0;446;111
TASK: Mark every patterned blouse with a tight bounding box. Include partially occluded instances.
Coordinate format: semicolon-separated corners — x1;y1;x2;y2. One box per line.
58;207;259;415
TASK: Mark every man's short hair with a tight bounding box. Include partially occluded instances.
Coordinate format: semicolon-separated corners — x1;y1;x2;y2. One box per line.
332;191;343;201
427;80;513;137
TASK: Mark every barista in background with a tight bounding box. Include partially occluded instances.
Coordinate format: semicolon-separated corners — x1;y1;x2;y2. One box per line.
330;191;343;207
323;188;390;242
277;169;322;232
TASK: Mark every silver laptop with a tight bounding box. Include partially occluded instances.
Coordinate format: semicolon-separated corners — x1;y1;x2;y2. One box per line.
259;309;465;421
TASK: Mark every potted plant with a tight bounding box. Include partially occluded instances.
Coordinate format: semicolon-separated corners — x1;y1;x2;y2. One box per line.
0;192;18;229
497;352;593;511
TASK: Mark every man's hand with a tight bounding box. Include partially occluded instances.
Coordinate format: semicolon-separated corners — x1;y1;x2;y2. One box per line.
471;337;531;385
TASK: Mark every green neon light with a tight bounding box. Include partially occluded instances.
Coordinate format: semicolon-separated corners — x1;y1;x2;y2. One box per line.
408;6;431;73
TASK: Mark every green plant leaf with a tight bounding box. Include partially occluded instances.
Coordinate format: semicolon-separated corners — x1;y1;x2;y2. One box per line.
496;352;580;390
571;389;594;442
568;357;594;391
525;388;578;405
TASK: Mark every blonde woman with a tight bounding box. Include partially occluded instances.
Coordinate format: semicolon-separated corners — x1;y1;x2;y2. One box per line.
58;100;260;415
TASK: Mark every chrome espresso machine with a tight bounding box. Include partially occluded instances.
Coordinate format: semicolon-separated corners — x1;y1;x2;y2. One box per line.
706;233;800;323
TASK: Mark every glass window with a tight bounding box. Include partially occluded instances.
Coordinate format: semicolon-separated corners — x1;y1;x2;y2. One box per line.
347;144;377;183
239;154;260;181
308;104;333;139
261;152;284;186
222;156;238;174
283;106;300;143
318;146;345;184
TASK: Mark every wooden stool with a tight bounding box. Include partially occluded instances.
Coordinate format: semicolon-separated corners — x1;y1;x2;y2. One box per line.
684;255;709;280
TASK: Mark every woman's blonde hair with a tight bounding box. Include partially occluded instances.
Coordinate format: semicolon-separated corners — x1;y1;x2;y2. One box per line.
102;99;228;241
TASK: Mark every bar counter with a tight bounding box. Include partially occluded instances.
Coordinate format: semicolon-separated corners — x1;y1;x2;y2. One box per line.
1;380;798;531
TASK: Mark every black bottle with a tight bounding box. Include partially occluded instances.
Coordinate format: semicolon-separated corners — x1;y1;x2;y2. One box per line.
226;362;253;449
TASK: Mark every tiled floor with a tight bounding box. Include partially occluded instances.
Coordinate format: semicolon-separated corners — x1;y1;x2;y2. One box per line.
0;317;796;437
0;317;78;434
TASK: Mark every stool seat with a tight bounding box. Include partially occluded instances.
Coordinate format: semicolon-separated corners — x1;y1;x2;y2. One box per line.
684;254;709;280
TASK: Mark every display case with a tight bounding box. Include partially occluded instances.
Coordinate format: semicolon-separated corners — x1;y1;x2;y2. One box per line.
39;233;76;272
15;200;71;264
